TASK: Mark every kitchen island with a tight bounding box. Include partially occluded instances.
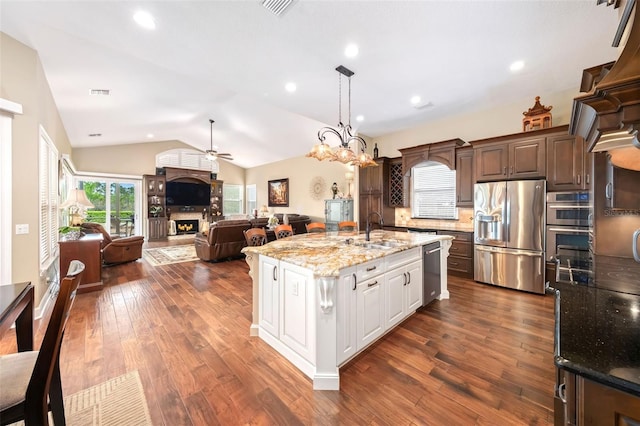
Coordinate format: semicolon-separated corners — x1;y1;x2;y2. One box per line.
242;230;453;390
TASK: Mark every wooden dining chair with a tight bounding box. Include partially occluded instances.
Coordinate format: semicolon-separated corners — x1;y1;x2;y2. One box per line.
244;228;267;246
338;221;358;231
0;260;85;426
274;224;294;239
306;222;326;233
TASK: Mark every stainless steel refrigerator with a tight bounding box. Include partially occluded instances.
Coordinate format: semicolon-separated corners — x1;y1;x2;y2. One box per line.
474;179;546;294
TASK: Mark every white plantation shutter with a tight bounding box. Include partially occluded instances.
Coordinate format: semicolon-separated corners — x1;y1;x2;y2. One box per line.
39;127;59;269
246;184;257;215
223;184;243;215
411;162;458;219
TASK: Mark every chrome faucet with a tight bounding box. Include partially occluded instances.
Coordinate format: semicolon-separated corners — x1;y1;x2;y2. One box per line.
365;211;384;241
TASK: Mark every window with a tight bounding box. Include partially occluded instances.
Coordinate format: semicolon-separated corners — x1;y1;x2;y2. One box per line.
411;162;458;219
223;184;243;215
246;184;256;216
39;126;59;269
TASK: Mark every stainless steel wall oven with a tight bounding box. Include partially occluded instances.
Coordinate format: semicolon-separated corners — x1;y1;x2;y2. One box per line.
546;192;592;285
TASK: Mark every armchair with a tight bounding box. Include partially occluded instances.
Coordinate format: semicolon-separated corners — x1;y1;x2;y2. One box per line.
80;222;144;265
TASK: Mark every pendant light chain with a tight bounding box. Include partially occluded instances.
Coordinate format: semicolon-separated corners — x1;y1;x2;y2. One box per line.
348;75;352;128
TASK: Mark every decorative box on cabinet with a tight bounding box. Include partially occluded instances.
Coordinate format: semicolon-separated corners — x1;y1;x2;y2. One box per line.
546;133;591;191
59;233;103;293
325;199;354;231
455;147;474;207
438;230;473;278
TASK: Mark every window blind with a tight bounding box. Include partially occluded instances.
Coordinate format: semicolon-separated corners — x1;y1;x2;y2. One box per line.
411;162;457;219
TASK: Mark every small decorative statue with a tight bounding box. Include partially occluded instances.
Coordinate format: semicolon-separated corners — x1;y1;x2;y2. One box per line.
332;182;338;199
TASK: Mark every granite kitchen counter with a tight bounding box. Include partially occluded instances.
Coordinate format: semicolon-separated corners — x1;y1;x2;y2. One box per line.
242;230;451;277
553;281;640;397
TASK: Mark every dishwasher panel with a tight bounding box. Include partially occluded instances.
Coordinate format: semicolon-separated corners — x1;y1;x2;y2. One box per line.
422;242;441;306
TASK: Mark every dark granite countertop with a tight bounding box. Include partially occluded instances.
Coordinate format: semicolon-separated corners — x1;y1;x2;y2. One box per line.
553;281;640;397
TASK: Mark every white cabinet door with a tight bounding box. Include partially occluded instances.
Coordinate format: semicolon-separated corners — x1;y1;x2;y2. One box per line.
259;256;279;337
279;261;315;362
405;260;423;313
336;267;357;365
356;276;385;350
385;267;406;330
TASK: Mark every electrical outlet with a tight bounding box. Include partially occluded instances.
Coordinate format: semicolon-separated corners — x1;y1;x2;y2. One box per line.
15;224;29;234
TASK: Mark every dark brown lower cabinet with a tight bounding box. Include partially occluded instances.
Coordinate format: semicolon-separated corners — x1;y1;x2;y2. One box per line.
437;230;473;278
556;370;640;425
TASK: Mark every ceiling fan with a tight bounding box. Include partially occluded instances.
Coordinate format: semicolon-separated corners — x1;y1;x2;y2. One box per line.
202;119;233;161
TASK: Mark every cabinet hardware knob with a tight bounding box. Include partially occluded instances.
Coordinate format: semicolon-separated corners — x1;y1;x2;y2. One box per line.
450;262;459;266
577;174;581;185
586;174;590;185
367;281;378;288
366;266;377;272
352;273;357;291
273;267;278;281
403;273;407;286
407;271;411;284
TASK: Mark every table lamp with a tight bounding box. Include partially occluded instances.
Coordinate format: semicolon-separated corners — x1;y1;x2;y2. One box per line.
60;188;94;225
260;205;269;217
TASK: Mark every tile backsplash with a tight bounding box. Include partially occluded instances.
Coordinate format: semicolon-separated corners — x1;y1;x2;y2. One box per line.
395;207;474;231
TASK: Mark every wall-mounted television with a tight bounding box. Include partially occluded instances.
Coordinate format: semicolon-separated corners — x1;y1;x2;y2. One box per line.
165;181;210;207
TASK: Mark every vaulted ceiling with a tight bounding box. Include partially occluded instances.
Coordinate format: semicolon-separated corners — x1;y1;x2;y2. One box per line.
1;1;622;168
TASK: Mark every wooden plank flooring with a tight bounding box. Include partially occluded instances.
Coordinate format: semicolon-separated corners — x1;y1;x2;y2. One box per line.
1;245;556;425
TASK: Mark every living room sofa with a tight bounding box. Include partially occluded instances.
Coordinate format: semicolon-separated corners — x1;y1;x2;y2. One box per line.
194;214;311;262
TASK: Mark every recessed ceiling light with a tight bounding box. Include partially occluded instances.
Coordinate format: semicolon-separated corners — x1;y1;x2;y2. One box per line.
147;133;154;138
285;82;297;93
89;89;110;96
410;95;422;105
88;133;102;137
356;115;364;122
510;60;525;72
345;44;359;58
133;10;156;30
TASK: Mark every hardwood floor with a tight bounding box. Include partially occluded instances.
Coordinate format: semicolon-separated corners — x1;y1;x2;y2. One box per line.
1;246;556;425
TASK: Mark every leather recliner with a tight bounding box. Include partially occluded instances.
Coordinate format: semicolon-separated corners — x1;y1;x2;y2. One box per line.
195;219;252;262
81;222;144;264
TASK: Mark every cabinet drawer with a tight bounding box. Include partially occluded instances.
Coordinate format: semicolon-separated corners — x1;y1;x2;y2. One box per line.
447;256;473;275
385;247;420;270
356;258;385;281
438;230;473;242
449;240;472;257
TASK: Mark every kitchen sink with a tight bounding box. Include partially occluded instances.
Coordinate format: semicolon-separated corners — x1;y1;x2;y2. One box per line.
356;240;405;250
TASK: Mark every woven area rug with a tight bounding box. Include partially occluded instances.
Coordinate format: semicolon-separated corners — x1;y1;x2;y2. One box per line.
142;244;198;266
11;370;152;426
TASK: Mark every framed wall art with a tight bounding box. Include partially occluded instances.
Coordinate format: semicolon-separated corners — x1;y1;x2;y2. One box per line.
268;178;289;207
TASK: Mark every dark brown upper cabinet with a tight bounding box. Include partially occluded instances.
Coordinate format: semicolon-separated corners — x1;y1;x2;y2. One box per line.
546;134;591;191
455;146;474;207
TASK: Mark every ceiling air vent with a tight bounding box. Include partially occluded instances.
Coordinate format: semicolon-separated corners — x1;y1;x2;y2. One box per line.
89;89;110;96
261;0;295;17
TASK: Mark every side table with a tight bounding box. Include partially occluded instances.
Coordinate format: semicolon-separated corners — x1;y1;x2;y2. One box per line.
59;233;103;293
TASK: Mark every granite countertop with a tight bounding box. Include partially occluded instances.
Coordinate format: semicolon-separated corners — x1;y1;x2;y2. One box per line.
553;281;640;397
242;230;452;277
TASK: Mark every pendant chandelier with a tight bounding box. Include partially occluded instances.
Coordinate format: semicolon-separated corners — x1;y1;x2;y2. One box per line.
306;65;377;168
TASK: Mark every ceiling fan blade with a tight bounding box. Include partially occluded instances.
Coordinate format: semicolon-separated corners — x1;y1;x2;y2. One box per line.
216;153;232;157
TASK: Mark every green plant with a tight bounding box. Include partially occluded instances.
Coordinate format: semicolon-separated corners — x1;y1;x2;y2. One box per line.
58;226;81;234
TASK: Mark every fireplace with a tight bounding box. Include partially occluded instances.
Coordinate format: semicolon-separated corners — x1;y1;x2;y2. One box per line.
175;219;199;235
